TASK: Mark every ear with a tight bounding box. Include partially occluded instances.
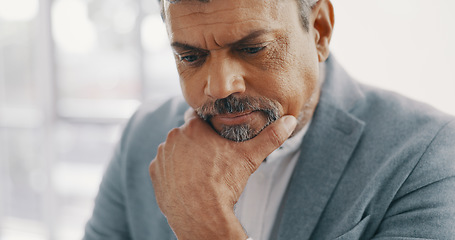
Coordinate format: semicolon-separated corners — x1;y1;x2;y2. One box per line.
311;0;335;62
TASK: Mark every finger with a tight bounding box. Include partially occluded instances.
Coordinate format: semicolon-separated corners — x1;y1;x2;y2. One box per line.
184;108;198;123
241;115;297;167
149;142;165;180
181;111;223;140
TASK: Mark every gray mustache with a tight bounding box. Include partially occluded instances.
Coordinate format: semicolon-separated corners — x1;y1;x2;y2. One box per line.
196;95;281;122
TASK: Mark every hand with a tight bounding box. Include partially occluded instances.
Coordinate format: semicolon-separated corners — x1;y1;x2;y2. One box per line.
149;109;297;240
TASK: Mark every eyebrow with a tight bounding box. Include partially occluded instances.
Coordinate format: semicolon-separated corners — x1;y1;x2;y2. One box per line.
171;29;271;52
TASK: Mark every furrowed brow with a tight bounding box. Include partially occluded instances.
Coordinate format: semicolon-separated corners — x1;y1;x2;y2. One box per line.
171;42;206;53
171;29;272;52
231;29;271;46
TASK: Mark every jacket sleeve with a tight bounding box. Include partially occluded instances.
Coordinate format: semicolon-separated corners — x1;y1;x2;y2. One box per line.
372;120;455;239
83;116;137;240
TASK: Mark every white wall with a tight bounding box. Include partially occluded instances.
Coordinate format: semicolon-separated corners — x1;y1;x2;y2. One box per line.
331;0;455;115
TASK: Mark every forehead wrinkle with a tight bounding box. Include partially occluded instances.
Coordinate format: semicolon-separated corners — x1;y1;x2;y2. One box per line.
165;0;291;24
173;24;276;51
169;5;268;30
171;19;270;32
167;0;294;50
169;6;254;20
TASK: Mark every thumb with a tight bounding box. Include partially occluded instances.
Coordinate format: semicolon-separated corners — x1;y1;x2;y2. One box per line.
184;107;198;123
242;115;297;164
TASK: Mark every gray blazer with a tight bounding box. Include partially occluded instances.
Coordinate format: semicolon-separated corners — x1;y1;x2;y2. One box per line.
84;56;455;240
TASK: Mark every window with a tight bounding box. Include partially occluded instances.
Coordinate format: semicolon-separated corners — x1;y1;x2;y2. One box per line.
0;0;179;239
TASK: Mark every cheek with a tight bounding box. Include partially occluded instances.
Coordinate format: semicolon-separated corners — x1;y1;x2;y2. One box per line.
250;36;319;117
259;36;291;72
178;68;206;109
180;83;203;111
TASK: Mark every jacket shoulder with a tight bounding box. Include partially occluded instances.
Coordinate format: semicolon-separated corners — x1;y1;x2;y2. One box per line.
121;96;189;149
356;83;454;139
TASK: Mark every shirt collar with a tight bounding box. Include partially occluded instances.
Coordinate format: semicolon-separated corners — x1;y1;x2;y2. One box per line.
266;120;311;164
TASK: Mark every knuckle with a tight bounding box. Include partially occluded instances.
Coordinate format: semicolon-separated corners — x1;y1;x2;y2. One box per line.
184;108;196;122
149;159;157;178
150;143;166;179
157;142;165;151
158;142;166;152
156;142;165;156
167;127;180;139
184;117;199;129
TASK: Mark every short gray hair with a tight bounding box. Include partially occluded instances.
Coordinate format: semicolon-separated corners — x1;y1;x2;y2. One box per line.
297;0;319;31
158;0;319;31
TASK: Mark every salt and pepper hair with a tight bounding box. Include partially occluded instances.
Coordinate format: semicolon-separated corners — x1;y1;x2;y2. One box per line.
158;0;320;31
297;0;319;31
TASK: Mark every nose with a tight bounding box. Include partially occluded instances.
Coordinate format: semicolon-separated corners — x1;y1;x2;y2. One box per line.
204;55;246;99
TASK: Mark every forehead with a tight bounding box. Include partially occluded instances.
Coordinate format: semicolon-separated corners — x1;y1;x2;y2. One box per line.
163;0;299;48
164;0;284;18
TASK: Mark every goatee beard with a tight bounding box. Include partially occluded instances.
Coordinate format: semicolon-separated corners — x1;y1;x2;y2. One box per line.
196;95;281;142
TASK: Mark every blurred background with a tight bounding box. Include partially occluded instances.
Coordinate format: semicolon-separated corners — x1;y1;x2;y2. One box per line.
0;0;454;239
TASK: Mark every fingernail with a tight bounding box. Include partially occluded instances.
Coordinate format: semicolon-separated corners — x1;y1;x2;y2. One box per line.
282;115;297;134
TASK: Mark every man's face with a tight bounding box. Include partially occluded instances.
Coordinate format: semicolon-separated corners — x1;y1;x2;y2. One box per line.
164;0;321;141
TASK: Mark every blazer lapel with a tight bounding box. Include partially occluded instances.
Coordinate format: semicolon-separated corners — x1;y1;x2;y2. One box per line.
276;102;365;240
275;55;366;240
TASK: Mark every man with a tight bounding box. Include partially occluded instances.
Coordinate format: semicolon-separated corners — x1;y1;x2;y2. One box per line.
84;0;455;239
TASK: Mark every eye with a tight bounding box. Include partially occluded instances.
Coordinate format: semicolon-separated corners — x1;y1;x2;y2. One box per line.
240;46;265;54
180;55;200;63
178;51;208;66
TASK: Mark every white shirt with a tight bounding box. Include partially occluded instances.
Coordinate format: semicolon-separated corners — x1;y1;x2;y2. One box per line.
235;122;310;240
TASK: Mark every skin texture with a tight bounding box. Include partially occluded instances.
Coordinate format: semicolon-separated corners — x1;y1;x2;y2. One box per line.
149;0;334;239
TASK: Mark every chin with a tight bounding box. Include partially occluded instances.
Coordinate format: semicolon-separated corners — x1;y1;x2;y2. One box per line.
214;114;274;142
